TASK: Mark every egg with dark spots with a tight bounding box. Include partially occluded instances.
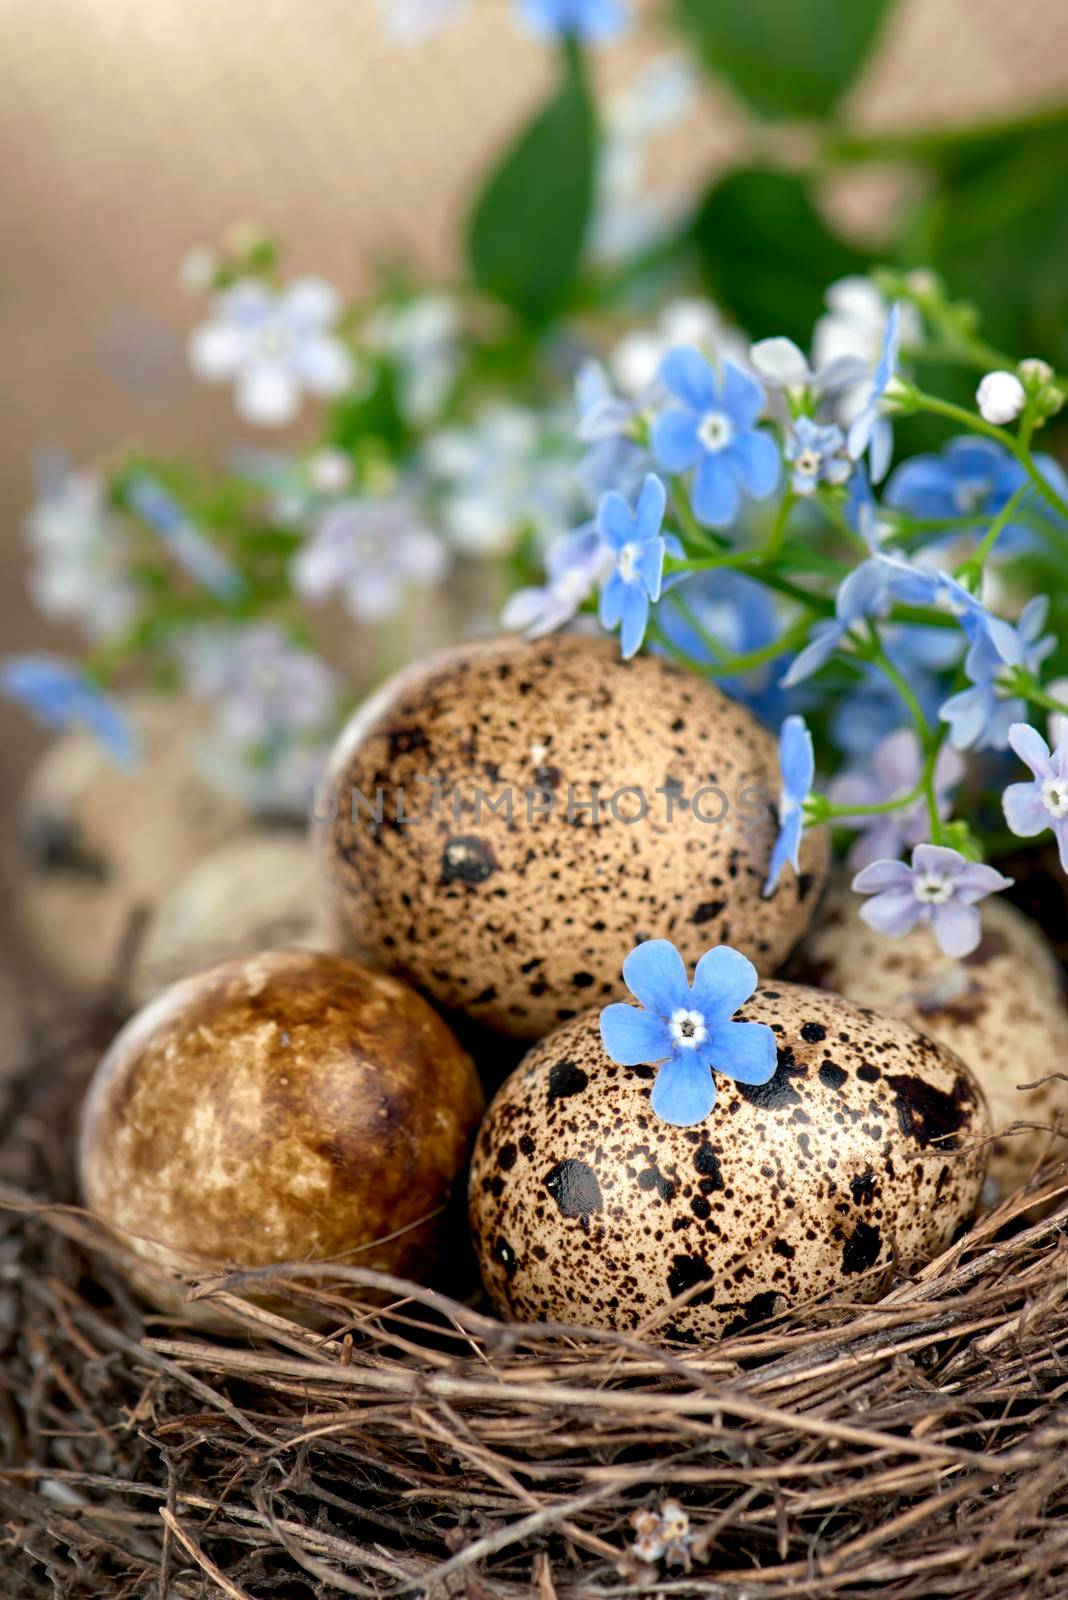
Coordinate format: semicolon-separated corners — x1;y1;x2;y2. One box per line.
79;950;484;1319
316;634;829;1038
794;879;1068;1201
468;982;989;1338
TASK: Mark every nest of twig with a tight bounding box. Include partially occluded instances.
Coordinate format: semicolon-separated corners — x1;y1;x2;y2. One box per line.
2;995;1068;1600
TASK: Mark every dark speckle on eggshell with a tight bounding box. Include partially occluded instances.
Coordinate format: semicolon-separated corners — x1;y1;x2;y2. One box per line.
469;981;990;1339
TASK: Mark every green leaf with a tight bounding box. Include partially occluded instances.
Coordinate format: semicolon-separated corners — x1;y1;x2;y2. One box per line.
466;40;595;322
674;0;895;120
690;169;868;345
899;115;1068;373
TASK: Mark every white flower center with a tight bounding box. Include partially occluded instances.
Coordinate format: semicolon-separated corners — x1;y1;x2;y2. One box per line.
1041;776;1068;819
617;540;642;583
914;871;954;905
954;478;989;516
669;1007;708;1049
256;324;291;359
794;447;822;476
697;410;733;453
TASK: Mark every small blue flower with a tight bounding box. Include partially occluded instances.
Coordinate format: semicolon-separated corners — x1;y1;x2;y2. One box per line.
518;0;628;42
880;561;1021;662
938;595;1054;750
651;348;779;528
1002;721;1068;871
653;569;787;725
852;844;1013;959
600;940;776;1126
763;714;815;897
784;416;851;496
0;655;138;763
846;303;901;483
780;557;896;688
128;474;246;603
597;473;671;659
887;437;1018;529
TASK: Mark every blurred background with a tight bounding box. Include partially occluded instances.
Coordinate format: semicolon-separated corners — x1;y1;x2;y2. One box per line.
3;0;1068;998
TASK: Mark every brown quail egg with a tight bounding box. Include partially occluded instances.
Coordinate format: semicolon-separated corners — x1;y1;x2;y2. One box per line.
129;830;337;1003
469;982;988;1338
794;878;1068;1200
17;696;248;993
315;634;829;1038
79;950;484;1318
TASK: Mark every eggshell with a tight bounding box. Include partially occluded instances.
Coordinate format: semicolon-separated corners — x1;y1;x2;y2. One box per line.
469;983;988;1338
794;878;1068;1199
316;634;829;1038
79;950;484;1317
129;831;337;1003
17;697;248;993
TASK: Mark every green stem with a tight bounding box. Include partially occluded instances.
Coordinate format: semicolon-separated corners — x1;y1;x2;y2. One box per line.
763;488;795;562
665;593;815;676
911;390;1068;527
955;482;1030;581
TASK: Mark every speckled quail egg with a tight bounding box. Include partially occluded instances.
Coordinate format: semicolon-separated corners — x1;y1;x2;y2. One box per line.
17;696;248;993
79;950;484;1318
315;634;829;1038
794;878;1068;1200
469;983;989;1338
129;830;337;1003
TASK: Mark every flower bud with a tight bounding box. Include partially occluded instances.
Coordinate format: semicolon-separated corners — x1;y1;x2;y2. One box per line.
976;371;1025;425
1019;357;1053;387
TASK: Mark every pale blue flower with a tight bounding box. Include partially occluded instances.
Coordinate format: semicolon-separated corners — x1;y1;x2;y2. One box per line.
24;457;138;643
852;844;1013;958
763;714;815;897
1002;721;1068;871
938;595;1055;750
784;416;852;495
600;940;776;1126
0;655;137;764
846;303;901;483
880;562;1021;662
651;348;779;528
750;336;867;417
828;728;964;870
597;473;670;659
293;498;448;623
518;0;629;42
502;522;613;637
574;360;647;507
127;474;246;602
184;624;338;749
188;276;354;426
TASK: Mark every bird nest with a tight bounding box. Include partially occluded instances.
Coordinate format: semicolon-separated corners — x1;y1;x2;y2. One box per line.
2;995;1068;1600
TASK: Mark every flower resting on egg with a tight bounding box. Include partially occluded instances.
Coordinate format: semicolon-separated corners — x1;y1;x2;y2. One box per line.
1002;721;1068;871
600;941;776;1126
852;843;1013;959
763;714;815;897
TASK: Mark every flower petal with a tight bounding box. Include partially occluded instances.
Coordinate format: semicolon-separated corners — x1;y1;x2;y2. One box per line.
692;454;739;527
721;361;766;429
762;809;801;897
651;408;702;473
294;334;354;396
852;858;913;893
1007;721;1053;779
598;569;627;631
691;945;758;1022
659;346;718;412
726;429;780;499
236;364;301;426
779;622;844;688
779;713;815;803
1002;780;1050;839
618;584;650;659
857;887;924;938
650;1053;716;1126
708;1019;777;1085
634;472;667;537
188;321;246;382
622;938;690;1016
930;899;981;958
600;1003;673;1066
635;536;665;602
749;337;809;389
597;490;635;551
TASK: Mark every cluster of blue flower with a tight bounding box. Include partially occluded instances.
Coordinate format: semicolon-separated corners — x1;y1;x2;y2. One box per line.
507;282;1068;991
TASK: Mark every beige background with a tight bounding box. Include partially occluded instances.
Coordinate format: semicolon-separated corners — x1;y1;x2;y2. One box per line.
2;0;1068;973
